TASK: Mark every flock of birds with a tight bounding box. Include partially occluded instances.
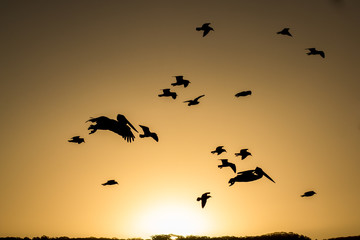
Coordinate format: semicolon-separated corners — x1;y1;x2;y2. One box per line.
68;23;318;210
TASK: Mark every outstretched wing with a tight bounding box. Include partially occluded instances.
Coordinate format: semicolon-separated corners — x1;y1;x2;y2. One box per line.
319;51;325;58
229;162;236;173
194;95;205;101
117;114;138;133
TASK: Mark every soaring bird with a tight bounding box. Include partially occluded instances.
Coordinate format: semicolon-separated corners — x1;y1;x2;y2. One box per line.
196;23;214;37
184;95;205;106
158;88;177;99
235;149;252;160
301;191;316;197
139;125;159;142
277;28;293;37
102;180;118;186
235;90;252;97
68;136;85;144
87;114;138;142
171;76;191;88
218;159;236;173
197;192;211;208
306;48;325;58
228;167;275;186
211;146;227;155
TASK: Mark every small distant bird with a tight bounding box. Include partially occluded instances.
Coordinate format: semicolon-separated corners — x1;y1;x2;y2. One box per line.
139;125;159;142
102;180;118;186
277;28;292;37
68;136;85;144
218;159;236;173
184;95;205;106
235;91;252;97
196;23;214;37
301;191;316;197
306;48;325;58
197;192;211;208
171;76;191;88
211;146;227;155
235;149;252;160
158;88;177;99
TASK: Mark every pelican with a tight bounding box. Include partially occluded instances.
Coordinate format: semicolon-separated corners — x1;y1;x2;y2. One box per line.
277;28;292;37
139;125;159;142
196;23;214;37
102;180;118;186
158;88;177;99
306;48;325;58
211;146;226;155
68;136;85;144
171;76;191;88
218;159;236;173
86;114;138;142
235;149;252;160
184;95;205;106
228;167;275;186
301;191;316;197
235;90;252;97
197;192;211;208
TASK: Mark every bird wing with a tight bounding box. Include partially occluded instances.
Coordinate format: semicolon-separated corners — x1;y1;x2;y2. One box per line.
174;75;183;82
229;162;236;173
183;80;190;87
151;133;159;142
194;95;205;101
162;88;171;93
117;114;138;133
319;51;325;58
203;29;210;37
201;198;207;208
220;159;228;164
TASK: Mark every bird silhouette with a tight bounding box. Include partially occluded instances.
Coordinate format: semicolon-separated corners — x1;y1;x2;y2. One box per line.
171;76;191;88
86;114;138;142
235;90;252;97
301;191;316;197
211;146;227;155
306;48;325;58
218;159;236;173
158;88;177;99
277;28;293;37
102;180;118;186
139;125;159;142
197;192;211;208
228;167;275;186
68;136;85;144
235;149;252;160
184;95;205;106
196;23;214;37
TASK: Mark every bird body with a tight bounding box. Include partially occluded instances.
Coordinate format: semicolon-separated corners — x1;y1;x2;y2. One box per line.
218;159;236;173
158;88;177;99
196;23;214;37
228;167;275;186
197;192;211;208
184;95;205;106
139;125;159;142
68;136;85;144
235;91;252;97
211;146;227;155
277;28;292;37
306;48;325;58
235;149;252;160
301;191;316;197
171;76;191;88
102;180;118;186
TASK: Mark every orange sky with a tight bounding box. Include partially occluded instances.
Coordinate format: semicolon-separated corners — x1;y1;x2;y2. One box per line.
1;1;360;239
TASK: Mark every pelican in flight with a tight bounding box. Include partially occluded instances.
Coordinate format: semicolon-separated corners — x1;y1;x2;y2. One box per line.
171;76;191;88
196;23;214;37
277;28;292;37
235;90;252;97
228;167;275;186
235;149;252;160
184;95;205;106
218;159;236;173
102;180;118;186
158;88;177;99
306;48;325;58
197;192;211;208
211;146;226;155
139;125;159;142
301;191;316;197
87;114;138;142
68;136;85;144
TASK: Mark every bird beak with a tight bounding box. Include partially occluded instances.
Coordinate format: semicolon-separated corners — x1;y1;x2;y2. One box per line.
263;171;275;183
126;119;138;133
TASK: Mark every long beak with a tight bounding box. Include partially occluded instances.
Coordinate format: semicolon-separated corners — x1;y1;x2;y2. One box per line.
263;171;275;183
126;119;138;133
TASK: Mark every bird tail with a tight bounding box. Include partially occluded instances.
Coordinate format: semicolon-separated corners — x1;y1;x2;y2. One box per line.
139;134;145;138
196;27;202;31
158;94;164;97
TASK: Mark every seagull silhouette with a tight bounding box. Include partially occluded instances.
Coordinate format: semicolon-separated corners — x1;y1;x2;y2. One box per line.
68;136;85;144
197;192;211;208
306;48;325;58
235;149;252;160
139;125;159;142
211;146;227;155
301;191;316;197
228;167;275;186
87;114;138;142
102;180;118;186
184;95;205;106
218;159;236;173
277;28;293;37
158;88;177;99
235;90;252;97
196;23;214;37
171;76;191;88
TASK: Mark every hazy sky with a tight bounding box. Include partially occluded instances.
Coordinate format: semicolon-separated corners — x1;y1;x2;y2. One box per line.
1;0;360;239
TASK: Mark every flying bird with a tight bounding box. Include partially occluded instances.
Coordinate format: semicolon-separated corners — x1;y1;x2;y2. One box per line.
139;125;159;142
171;76;191;88
228;167;275;186
235;149;252;160
277;28;292;37
235;90;252;97
197;192;211;208
211;146;227;155
158;88;177;99
196;23;214;37
68;136;85;144
301;191;316;197
306;48;325;58
218;159;236;173
102;180;118;186
184;95;205;106
87;114;138;142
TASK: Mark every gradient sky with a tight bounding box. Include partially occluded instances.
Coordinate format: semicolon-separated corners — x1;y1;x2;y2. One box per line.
1;0;360;239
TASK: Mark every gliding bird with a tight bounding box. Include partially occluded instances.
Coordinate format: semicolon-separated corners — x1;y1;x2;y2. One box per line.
171;76;191;88
277;28;292;37
197;192;211;208
196;23;214;37
68;136;85;144
139;125;159;142
158;89;177;99
301;191;316;197
102;180;118;186
228;167;275;186
218;159;236;173
306;48;325;58
235;91;252;97
211;146;227;155
184;95;205;106
235;149;252;160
